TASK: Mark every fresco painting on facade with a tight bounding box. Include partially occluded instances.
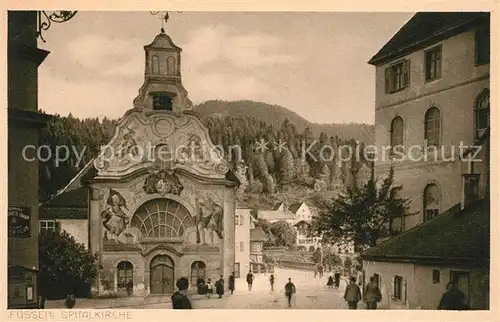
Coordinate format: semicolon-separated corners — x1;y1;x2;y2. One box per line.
101;189;130;237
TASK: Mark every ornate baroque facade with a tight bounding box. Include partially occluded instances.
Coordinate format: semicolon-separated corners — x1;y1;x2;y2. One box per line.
87;28;238;296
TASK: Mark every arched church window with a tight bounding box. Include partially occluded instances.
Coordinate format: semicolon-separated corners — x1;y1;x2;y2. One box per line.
390;116;404;152
152;55;160;75
424;107;440;147
167;56;176;76
423;183;440;222
117;261;133;291
190;261;206;286
130;199;194;239
475;89;489;138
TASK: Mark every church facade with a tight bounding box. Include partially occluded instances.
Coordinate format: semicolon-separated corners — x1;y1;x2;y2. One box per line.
86;28;238;296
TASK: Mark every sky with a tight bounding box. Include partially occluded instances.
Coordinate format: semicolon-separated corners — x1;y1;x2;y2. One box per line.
37;12;414;124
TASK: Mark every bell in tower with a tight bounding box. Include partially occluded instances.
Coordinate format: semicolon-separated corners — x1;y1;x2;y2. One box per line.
132;16;193;113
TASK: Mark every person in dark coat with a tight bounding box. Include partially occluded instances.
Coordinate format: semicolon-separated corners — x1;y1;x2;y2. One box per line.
438;282;468;310
334;271;341;289
344;276;362;309
171;277;192;309
228;272;235;295
196;276;206;295
284;278;296;308
246;271;254;291
327;276;334;288
215;275;225;299
269;274;275;291
363;276;382;309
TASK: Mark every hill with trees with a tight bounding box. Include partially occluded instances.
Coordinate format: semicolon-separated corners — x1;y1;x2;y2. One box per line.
38;101;373;207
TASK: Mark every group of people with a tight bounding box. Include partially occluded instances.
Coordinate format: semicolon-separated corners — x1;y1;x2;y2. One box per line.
326;271;342;289
172;270;299;309
343;275;382;310
195;273;236;299
341;273;469;310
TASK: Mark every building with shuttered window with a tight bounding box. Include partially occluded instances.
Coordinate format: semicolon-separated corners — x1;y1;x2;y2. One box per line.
362;12;490;310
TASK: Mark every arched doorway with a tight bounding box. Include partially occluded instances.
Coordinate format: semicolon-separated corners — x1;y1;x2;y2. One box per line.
150;255;175;294
190;261;206;286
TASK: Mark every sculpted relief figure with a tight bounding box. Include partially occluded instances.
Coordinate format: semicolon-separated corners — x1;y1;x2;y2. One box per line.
117;131;140;165
101;189;129;237
143;170;183;195
194;195;224;246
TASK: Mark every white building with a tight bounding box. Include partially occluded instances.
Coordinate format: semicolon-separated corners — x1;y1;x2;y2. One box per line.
362;12;490;310
234;202;253;278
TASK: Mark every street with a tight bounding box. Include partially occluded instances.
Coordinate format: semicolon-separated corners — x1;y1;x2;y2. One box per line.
150;268;349;309
45;268;351;309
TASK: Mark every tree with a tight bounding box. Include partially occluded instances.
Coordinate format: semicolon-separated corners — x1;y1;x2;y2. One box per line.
311;167;414;248
39;228;99;300
279;148;295;188
311;247;322;263
269;220;297;248
344;257;353;271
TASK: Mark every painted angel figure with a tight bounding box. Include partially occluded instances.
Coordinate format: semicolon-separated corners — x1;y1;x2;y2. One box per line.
101;189;129;236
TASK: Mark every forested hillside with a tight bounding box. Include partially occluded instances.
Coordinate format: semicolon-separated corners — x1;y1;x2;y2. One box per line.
196;100;374;144
38;102;372;204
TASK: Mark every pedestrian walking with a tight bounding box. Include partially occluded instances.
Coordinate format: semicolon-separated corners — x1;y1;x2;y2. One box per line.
318;265;324;278
228;272;235;295
334;271;341;289
344;276;362;309
246;271;254;291
196;276;206;295
215;275;225;299
205;279;214;298
327;276;334;288
284;278;296;308
363;276;382;309
438;282;469;310
171;277;192;309
269;274;275;291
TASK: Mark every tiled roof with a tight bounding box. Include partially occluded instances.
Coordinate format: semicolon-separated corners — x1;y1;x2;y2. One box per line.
362;199;489;266
42;186;89;208
272;202;283;210
369;12;489;65
39;207;88;220
250;228;268;242
288;202;303;214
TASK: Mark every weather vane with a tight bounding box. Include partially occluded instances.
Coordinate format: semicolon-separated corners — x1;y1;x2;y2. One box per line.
150;11;182;33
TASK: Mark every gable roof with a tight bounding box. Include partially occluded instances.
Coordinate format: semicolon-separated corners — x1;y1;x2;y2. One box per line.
272;202;283;210
369;12;489;65
250;227;268;242
293;220;311;227
361;199;489;266
288;202;304;214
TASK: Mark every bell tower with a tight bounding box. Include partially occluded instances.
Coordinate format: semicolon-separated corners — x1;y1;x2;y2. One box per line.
133;18;193;113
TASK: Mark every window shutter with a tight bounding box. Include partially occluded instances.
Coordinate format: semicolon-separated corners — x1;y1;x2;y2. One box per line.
390;276;395;300
385;67;391;93
402;60;410;88
402;279;407;305
54;221;61;231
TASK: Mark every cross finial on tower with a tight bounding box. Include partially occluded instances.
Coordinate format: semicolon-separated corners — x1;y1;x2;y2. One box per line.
150;11;182;33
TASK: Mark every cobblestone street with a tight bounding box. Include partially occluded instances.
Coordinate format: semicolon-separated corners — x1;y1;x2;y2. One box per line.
46;268;351;309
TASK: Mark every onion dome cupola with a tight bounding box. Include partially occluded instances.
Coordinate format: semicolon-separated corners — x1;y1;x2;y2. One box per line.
133;27;193;113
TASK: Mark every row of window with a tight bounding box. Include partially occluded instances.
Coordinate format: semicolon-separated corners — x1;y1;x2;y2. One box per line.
389;89;489;150
385;27;489;94
150;55;177;76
